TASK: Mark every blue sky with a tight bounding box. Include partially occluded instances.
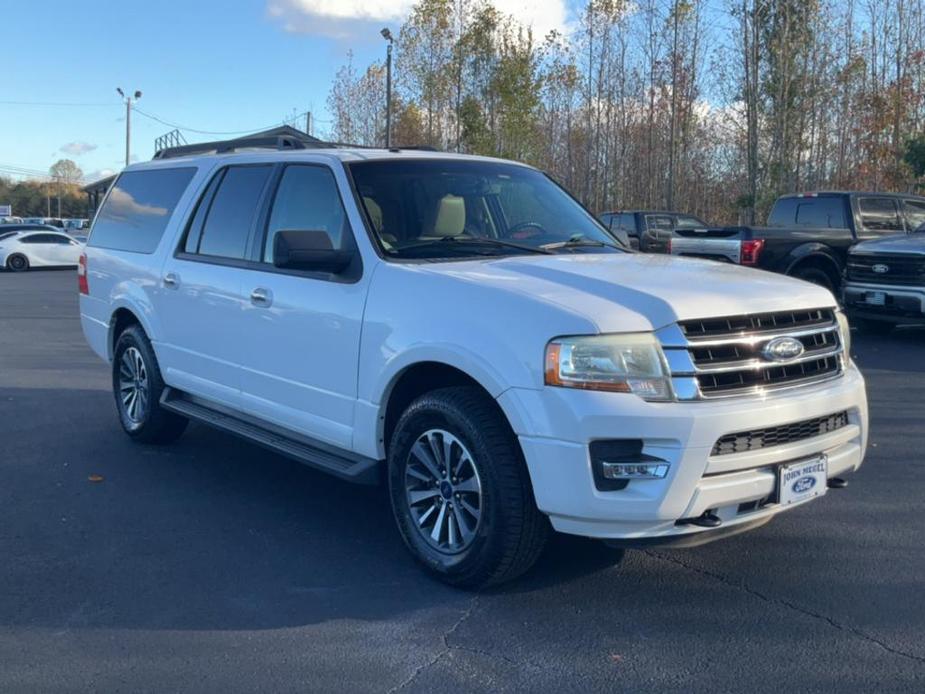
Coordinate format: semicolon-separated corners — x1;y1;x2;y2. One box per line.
2;0;573;184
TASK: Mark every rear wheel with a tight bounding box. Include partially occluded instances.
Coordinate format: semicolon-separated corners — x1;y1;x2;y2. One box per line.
791;265;837;293
112;324;188;444
6;254;29;272
388;386;548;589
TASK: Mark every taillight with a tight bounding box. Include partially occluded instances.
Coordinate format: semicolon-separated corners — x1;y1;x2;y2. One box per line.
740;239;765;266
78;253;89;295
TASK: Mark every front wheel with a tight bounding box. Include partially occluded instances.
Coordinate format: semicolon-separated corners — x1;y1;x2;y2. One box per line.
112;324;188;444
6;254;29;272
388;387;548;589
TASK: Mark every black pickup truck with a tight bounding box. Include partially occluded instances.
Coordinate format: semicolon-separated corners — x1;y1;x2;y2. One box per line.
668;192;925;292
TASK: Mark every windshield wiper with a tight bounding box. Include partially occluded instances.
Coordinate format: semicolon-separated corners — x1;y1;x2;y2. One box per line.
393;235;553;255
540;234;623;251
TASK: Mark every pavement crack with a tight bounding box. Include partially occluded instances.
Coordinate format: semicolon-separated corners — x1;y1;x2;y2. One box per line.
388;595;481;693
644;549;925;666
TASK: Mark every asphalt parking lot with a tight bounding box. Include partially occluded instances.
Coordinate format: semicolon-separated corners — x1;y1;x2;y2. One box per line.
1;270;923;693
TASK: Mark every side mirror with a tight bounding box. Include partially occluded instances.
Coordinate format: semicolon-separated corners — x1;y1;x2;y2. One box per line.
272;230;354;274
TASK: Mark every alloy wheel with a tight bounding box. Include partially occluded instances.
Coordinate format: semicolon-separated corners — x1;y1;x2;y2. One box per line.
118;346;149;424
404;429;483;554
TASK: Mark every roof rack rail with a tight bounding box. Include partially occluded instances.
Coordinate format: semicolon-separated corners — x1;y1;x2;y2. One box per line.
388;145;441;152
153;135;336;160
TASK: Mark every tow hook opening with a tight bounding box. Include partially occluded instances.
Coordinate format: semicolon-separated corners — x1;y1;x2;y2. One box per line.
827;477;848;489
676;510;722;528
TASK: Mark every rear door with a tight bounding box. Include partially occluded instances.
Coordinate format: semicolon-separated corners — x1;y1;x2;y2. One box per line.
154;164;274;410
19;233;60;266
235;163;368;449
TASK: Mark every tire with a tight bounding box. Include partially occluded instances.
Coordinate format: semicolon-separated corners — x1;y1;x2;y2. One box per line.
792;265;837;293
854;317;895;335
112;324;188;444
388;386;549;589
6;254;29;272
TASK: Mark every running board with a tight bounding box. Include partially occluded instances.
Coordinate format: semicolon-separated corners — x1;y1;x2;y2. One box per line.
160;388;380;485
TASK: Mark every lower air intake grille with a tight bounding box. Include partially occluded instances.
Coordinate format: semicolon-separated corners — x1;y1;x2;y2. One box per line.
712;411;850;456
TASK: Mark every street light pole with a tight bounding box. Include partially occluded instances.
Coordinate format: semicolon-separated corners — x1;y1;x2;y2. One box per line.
381;28;394;149
116;88;142;167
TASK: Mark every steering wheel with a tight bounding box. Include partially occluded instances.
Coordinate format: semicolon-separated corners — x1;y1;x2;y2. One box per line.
507;221;547;240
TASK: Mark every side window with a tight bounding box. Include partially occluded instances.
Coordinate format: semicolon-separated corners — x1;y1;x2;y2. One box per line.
645;215;673;231
599;213;613;229
675;215;706;229
88;167;196;254
618;213;635;232
19;234;42;244
262;165;348;262
858;197;903;233
192;165;272;260
902;199;925;231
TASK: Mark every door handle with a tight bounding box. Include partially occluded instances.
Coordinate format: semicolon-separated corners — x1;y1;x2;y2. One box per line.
250;287;273;307
163;272;180;289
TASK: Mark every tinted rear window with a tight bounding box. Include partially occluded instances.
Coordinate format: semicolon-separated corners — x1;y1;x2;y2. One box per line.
89;168;195;253
768;197;846;228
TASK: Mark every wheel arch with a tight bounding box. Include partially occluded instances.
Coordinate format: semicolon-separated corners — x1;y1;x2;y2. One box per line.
107;305;153;361
784;245;843;289
377;360;517;460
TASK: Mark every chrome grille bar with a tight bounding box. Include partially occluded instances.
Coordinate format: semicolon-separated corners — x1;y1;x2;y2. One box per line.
657;309;845;400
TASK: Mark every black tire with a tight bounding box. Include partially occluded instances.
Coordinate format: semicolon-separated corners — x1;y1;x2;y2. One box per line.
388;386;549;589
6;254;29;272
792;265;837;293
854;317;895;335
112;324;188;444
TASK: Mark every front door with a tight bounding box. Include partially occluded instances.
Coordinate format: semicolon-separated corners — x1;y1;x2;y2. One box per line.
236;163;368;450
153;164;274;410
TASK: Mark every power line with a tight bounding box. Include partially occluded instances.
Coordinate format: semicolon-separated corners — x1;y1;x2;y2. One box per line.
133;106;311;136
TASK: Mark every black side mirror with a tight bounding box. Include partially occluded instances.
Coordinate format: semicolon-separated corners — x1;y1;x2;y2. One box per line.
273;230;354;273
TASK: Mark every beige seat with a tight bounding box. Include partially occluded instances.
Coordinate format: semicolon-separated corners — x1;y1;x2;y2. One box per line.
431;195;466;237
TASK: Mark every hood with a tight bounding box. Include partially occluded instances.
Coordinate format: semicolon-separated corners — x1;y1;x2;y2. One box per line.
852;233;925;255
419;253;836;332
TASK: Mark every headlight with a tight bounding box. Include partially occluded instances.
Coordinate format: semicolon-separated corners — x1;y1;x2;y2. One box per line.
545;333;674;401
836;310;851;360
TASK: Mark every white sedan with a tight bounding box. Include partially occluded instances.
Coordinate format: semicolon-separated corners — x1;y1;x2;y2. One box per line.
0;230;83;271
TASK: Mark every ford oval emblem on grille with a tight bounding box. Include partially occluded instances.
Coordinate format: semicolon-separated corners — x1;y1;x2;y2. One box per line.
762;336;805;362
872;263;890;274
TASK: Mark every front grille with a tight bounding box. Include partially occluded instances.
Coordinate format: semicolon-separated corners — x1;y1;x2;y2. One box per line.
661;308;844;399
712;411;849;456
681;308;834;339
847;254;925;286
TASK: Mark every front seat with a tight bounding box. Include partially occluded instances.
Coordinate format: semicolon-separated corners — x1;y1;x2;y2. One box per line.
430;195;466;237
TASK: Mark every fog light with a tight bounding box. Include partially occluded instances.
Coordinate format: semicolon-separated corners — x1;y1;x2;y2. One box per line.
601;462;670;480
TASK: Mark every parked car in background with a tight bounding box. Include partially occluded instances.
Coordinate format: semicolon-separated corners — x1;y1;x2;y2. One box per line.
1;216;24;224
599;209;709;252
0;229;83;271
79;141;866;587
843;224;925;332
0;223;62;237
669;191;925;292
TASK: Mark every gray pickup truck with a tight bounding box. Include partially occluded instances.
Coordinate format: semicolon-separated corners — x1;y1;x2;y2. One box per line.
843;228;925;332
669;192;925;292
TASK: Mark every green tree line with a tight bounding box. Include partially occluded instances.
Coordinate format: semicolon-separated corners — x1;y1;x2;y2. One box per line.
326;0;925;224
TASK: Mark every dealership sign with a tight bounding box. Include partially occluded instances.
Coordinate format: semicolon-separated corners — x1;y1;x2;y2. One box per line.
0;204;11;217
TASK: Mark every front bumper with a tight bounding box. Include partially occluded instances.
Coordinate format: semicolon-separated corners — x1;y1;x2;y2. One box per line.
498;364;868;542
844;281;925;325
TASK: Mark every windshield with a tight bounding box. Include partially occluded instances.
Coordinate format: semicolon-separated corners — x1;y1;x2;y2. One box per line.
348;159;624;259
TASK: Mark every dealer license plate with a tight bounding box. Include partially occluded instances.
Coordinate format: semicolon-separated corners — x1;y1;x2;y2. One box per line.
779;455;828;506
865;291;887;306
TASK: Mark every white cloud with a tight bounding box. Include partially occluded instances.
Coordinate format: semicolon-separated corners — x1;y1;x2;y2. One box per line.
268;0;568;40
60;141;98;156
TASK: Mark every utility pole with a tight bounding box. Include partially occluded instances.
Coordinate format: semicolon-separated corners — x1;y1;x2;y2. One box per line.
305;111;312;137
116;87;142;167
381;28;394;148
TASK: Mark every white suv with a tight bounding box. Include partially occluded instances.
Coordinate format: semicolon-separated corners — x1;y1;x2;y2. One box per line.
79;139;868;587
